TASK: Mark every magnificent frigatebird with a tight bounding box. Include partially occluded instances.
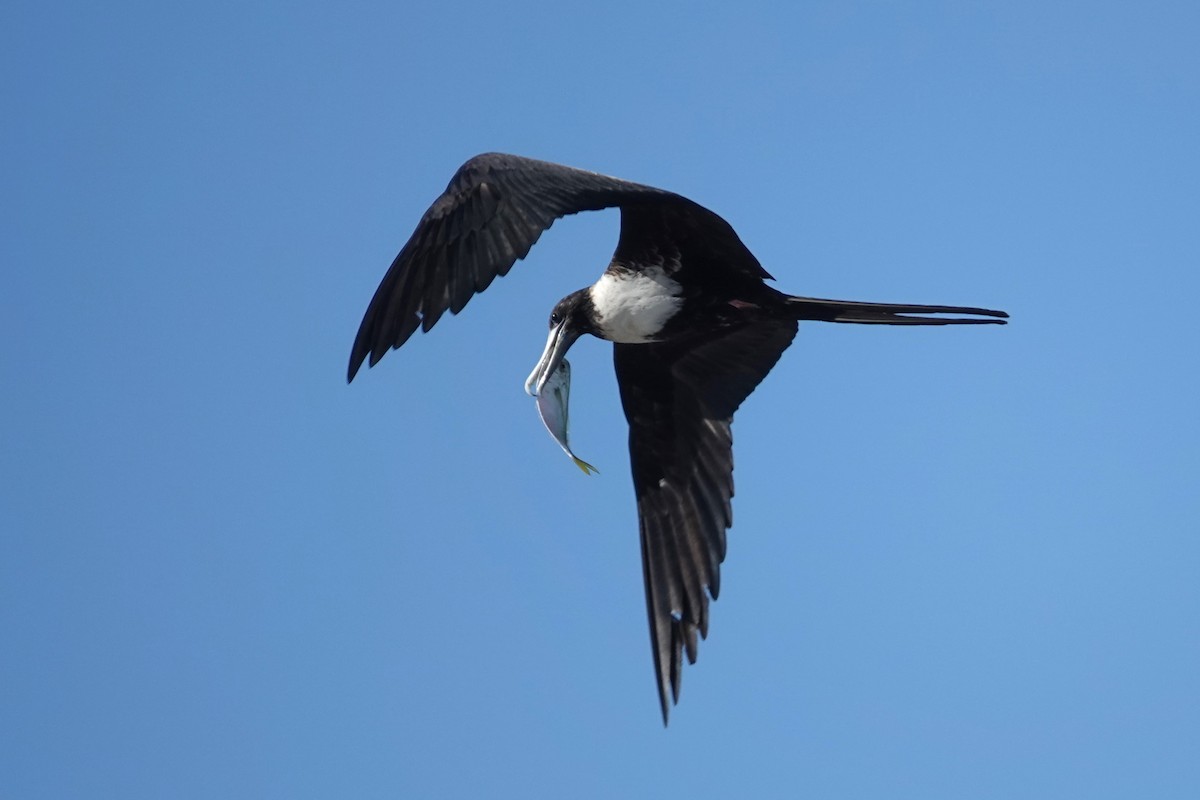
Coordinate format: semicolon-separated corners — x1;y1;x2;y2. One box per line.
348;153;1007;724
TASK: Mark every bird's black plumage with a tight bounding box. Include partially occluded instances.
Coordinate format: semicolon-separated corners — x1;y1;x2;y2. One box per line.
348;153;1008;724
350;154;670;380
615;321;799;721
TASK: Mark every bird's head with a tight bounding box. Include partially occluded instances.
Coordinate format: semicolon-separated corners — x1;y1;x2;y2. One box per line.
524;289;596;397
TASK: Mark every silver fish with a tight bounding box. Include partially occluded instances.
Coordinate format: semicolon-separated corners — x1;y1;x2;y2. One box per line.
534;359;598;475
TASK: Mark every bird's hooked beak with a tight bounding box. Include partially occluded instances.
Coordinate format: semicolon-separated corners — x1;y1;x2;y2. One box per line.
524;318;581;397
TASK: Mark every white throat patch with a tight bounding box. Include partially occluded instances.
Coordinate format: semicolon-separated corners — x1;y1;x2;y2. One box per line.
589;267;683;343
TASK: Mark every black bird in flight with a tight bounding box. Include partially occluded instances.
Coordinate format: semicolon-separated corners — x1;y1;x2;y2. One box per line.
348;153;1007;724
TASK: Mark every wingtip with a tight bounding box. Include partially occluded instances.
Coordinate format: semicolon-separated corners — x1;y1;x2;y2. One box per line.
346;354;364;384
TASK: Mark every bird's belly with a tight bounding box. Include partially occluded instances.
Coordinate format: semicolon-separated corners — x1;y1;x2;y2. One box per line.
590;268;684;343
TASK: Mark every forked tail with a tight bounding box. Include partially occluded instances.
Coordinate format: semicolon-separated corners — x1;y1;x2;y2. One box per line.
786;295;1008;325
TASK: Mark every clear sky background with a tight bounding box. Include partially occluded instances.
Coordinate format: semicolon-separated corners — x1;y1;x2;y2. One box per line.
3;2;1197;798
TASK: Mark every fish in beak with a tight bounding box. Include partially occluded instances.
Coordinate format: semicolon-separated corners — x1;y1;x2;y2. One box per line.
524;313;582;398
533;359;597;475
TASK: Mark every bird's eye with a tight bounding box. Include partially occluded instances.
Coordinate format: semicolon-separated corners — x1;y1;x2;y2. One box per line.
550;312;562;326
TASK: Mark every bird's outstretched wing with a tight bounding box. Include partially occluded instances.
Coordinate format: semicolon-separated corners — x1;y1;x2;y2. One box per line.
613;319;799;724
348;153;672;381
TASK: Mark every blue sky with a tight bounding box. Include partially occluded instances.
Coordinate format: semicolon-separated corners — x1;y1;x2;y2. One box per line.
3;1;1197;797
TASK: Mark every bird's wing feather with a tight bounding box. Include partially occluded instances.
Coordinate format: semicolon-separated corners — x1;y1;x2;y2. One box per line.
612;201;774;283
613;319;798;723
348;153;673;381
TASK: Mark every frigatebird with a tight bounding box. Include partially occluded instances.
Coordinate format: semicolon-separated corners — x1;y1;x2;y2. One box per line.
348;153;1007;724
